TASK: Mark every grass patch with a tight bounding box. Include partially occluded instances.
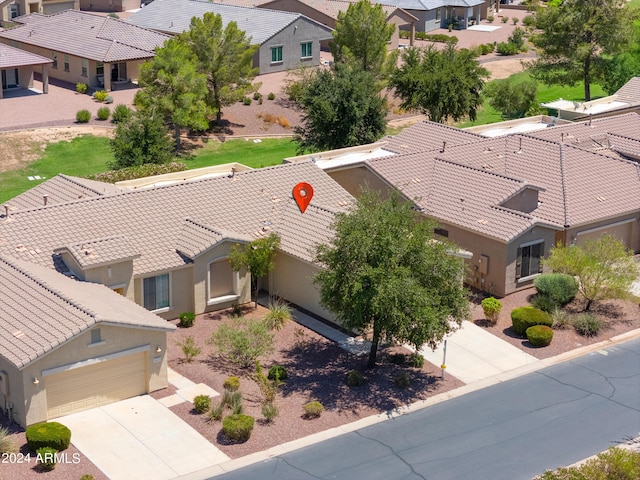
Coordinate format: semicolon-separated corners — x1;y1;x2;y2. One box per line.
0;136;296;204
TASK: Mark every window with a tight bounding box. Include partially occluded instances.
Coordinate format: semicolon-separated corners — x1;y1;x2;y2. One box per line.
52;52;58;69
301;42;312;59
271;46;283;63
96;62;104;75
143;273;170;311
81;58;88;77
9;3;20;18
434;227;449;238
64;54;70;72
436;8;441;21
209;259;238;303
90;328;102;344
516;241;544;280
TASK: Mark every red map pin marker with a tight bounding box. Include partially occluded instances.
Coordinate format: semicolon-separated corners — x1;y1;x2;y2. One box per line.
293;182;314;213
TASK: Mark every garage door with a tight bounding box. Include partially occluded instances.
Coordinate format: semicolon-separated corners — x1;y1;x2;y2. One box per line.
46;352;147;418
43;1;75;14
576;221;632;248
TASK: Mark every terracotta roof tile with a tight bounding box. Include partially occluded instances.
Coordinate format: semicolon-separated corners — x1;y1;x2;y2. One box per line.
0;42;52;68
383;121;483;155
54;235;140;269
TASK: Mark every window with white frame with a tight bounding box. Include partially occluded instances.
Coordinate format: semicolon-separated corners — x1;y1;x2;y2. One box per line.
209;259;237;302
52;52;58;69
143;273;170;311
64;54;70;72
516;241;544;280
81;58;88;77
301;42;312;59
271;46;283;63
436;8;441;21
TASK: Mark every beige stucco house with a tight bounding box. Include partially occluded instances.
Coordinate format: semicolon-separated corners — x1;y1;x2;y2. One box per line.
0;0;78;26
0;42;51;98
0;10;170;91
0;255;175;428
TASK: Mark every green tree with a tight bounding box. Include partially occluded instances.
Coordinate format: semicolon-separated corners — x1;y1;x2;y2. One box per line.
314;191;470;368
186;12;258;124
537;447;640;480
136;37;211;150
528;0;636;101
228;233;280;308
483;78;538;119
294;61;387;153
544;235;637;311
208;317;274;368
390;43;489;123
109;109;174;169
330;0;396;78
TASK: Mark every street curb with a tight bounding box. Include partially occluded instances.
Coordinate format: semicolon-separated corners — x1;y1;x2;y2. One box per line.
175;328;640;479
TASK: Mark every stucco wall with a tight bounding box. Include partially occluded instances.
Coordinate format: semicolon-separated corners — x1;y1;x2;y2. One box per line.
84;261;136;300
566;214;640;253
79;0;138;12
0;359;24;427
134;266;194;320
327;165;394;199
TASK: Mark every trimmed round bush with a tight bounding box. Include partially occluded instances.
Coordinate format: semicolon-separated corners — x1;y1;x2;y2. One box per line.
511;306;553;337
76;82;88;94
81;475;95;480
26;422;71;452
534;274;578;309
267;92;276;100
104;95;113;104
193;394;211;414
387;353;406;364
76;109;91;123
347;369;364;387
36;446;57;471
223;376;241;392
178;311;195;328
94;90;108;102
97;106;110;121
222;414;254;442
526;325;554;347
572;313;604;337
268;365;288;381
409;353;425;368
481;296;502;324
303;401;324;418
112;104;132;123
242;97;252;105
393;372;411;388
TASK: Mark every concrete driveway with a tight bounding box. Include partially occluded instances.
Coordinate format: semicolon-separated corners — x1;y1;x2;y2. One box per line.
57;395;229;480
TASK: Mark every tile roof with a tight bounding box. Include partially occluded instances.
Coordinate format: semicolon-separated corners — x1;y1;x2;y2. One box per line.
381;0;483;10
54;235;140;269
7;174;128;212
260;0;410;22
0;42;52;68
614;77;640;105
175;218;252;259
0;161;353;276
0;10;170;62
383;120;484;155
128;0;332;43
0;255;174;369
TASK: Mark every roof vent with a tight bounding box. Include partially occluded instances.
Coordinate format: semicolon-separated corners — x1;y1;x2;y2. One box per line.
43;194;48;206
440;141;446;153
597;196;606;202
3;204;9;220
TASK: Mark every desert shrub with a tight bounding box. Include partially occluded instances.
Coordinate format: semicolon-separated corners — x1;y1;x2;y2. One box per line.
178;311;196;328
76;82;88;94
268;365;288;381
536;447;640;480
511;306;552;337
193;394;211;414
36;446;57;471
387;353;406;364
253;92;262;101
409;353;425;368
104;96;113;104
267;92;276;100
0;427;17;454
523;14;535;27
112;104;132;123
347;369;365;386
223;376;241;392
534;274;578;309
254;360;281;403
208;317;274;368
243;97;252;106
222;414;254;442
480;43;494;55
76;109;91;123
207;402;224;422
261;401;279;423
423;33;458;44
487;15;494;23
87;162;186;183
263;298;291;331
551;308;573;329
501;16;509;23
481;297;502;324
526;325;554;347
26;422;71;452
394;372;411;388
572;313;604;337
303;401;324;419
81;475;95;480
496;42;518;55
229;394;244;415
230;303;243;317
97;106;110;121
531;294;557;313
277;116;291;128
94;90;108;102
176;336;201;363
261;113;277;123
512;17;519;25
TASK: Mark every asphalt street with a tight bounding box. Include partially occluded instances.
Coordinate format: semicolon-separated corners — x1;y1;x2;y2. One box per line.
214;337;640;480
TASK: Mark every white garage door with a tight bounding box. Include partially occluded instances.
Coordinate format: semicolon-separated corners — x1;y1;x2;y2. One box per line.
46;352;147;418
43;2;76;14
576;221;633;248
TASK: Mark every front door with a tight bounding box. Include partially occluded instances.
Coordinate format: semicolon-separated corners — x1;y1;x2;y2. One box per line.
1;69;19;89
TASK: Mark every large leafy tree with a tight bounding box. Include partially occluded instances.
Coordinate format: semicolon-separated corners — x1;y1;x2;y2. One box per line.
544;235;637;311
136;37;211;150
186;12;258;123
390;43;489;123
330;0;396;78
483;77;538;119
314;191;470;368
294;61;387;153
528;0;636;101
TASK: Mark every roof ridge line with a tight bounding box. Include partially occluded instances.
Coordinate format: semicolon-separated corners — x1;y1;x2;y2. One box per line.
559;143;570;228
434;156;525;184
58;174;105;196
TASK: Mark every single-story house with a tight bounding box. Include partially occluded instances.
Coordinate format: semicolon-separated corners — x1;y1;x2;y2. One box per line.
286;113;640;297
0;10;171;91
257;0;418;49
0;254;175;427
386;0;490;32
127;0;334;74
0;0;78;25
0;42;51;98
79;0;140;13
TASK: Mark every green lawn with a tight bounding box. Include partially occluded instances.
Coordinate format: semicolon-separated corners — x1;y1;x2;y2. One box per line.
0;136;297;204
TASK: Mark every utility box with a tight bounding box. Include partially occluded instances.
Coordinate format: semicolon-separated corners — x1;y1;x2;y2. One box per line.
478;254;489;275
0;371;8;396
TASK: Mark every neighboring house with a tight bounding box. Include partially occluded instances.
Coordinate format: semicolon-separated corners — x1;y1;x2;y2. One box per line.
0;42;51;98
79;0;140;13
0;254;175;427
287;113;640;297
257;0;418;49
127;0;334;74
0;10;170;91
386;0;490;32
0;0;78;26
541;77;640;121
0;161;353;327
